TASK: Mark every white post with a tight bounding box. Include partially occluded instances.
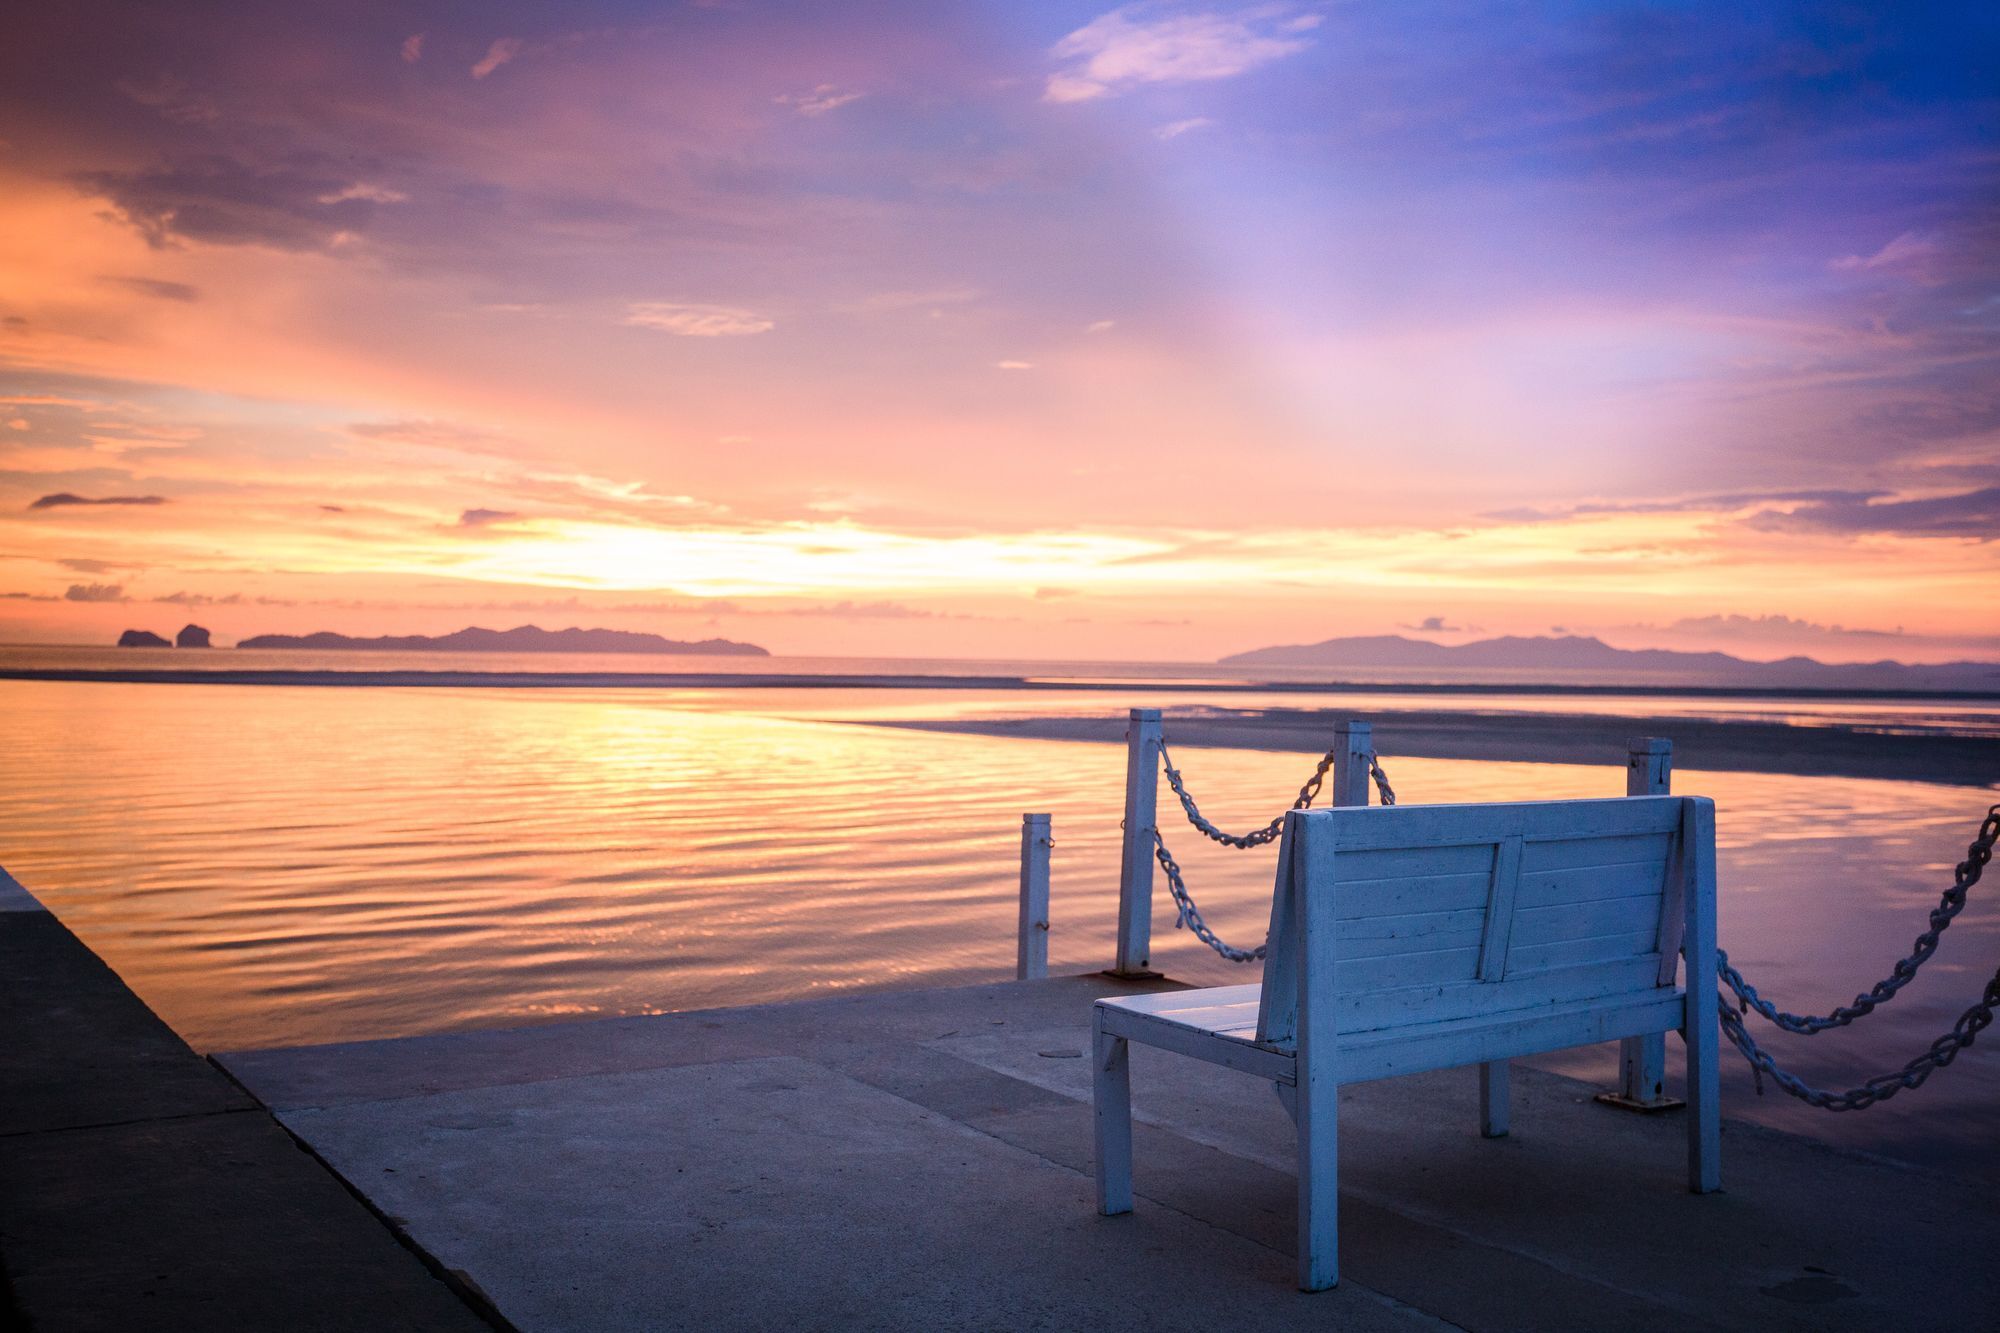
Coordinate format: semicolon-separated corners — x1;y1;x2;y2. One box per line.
1111;708;1163;977
1598;738;1684;1112
1329;720;1373;809
1017;813;1052;980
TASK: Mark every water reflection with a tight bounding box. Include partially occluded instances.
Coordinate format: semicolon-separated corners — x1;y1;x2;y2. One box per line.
0;679;1993;1179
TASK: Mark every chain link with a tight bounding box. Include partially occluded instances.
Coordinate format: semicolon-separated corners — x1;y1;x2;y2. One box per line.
1154;828;1267;962
1152;738;1399;961
1159;740;1397;849
1718;804;1998;1034
1718;962;2000;1110
1158;738;1334;849
1366;751;1397;807
1710;803;2000;1111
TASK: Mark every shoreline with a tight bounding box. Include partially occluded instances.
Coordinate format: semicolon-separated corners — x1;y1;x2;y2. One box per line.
2;665;1999;703
859;707;2000;789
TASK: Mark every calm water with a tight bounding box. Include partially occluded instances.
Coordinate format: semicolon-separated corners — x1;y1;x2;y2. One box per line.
1;674;1996;1179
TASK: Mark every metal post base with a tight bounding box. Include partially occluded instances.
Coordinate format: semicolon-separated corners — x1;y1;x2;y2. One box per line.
1100;968;1164;981
1593;1090;1685;1114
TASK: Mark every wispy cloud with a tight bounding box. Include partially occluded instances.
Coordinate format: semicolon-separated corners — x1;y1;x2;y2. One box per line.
29;492;167;510
1401;615;1471;634
1046;4;1319;103
776;84;865;116
81;154;397;250
154;590;242;606
845;287;980;313
100;275;200;302
64;582;126;602
1483;490;1881;524
471;37;523;80
624;303;774;337
1155;116;1214;140
1831;230;1940;277
316;183;407;205
1743;486;1999;540
459;507;519;528
347;419;515;456
1634;613;2000;658
401;32;425;64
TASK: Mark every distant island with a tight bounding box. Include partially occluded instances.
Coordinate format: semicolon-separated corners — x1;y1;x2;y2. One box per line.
233;624;770;657
1220;633;2000;692
117;623;215;648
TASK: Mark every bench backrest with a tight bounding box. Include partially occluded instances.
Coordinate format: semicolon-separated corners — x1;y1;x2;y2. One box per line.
1255;795;1711;1047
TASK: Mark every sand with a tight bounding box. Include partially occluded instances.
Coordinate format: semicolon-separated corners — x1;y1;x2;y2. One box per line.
864;706;2000;789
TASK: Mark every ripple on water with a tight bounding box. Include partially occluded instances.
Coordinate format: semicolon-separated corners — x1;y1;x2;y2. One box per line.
0;678;1994;1180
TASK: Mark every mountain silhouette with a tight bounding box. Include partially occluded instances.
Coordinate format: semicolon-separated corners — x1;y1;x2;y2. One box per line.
1220;634;1998;691
236;625;769;656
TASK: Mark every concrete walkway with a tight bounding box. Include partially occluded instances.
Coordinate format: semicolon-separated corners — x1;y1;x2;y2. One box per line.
0;869;490;1333
220;974;1997;1333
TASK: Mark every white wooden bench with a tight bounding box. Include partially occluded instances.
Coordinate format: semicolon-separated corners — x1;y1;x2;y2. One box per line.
1092;795;1720;1291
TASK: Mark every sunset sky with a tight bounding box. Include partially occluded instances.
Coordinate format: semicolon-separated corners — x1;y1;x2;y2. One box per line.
1;2;1994;662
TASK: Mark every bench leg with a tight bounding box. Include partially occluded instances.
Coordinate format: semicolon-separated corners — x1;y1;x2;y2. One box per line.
1621;1032;1667;1101
1478;1061;1510;1138
1685;1018;1720;1194
1094;1024;1133;1215
1295;1077;1338;1291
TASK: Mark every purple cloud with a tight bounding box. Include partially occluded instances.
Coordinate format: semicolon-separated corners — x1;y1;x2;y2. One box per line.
29;493;167;510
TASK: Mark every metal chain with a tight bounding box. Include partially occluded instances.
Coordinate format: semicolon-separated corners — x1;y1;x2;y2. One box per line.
1158;740;1398;849
1366;751;1397;807
1150;739;1400;962
1153;827;1266;962
1717;962;2000;1110
1719;804;1999;1034
1158;738;1335;849
1706;803;2000;1111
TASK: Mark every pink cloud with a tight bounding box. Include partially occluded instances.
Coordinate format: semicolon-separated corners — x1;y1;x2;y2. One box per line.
471;37;522;80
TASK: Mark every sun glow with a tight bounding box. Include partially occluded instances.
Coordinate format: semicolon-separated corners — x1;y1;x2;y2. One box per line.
448;521;1177;596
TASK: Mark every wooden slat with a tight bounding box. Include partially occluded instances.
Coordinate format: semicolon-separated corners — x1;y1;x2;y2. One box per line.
1337;957;1665;1033
1336;907;1487;960
1325;843;1495;885
1106;998;1261;1035
1336;945;1481;992
1520;832;1672;874
1098;1003;1296;1083
1478;835;1522;980
1104;983;1259;1018
1333;871;1492;920
1656;798;1694;986
1336;992;1684;1083
1321;797;1683;853
1506;928;1659;972
1256;814;1304;1047
1511;894;1662;946
1515;859;1671;909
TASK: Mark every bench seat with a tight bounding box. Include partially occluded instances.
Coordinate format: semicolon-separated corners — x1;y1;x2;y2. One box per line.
1097;981;1684;1087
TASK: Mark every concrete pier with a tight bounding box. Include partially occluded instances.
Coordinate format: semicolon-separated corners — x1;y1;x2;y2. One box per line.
6;854;1993;1332
0;870;489;1332
217;973;1997;1332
